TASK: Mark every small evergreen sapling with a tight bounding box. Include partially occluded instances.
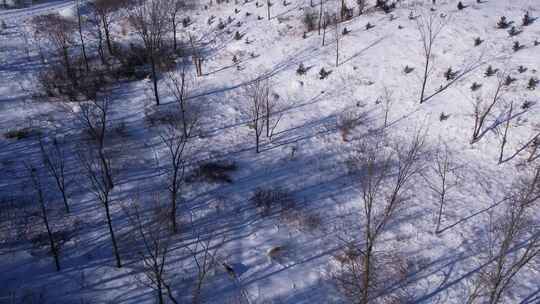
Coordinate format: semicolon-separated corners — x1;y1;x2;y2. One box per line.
471;82;482;91
403;65;414;74
522;11;533;26
528;77;538;90
497;16;510;29
474;37;483;46
513;41;523;52
485;65;498;77
444;67;458;80
439;112;450;121
504;75;516;86
508;26;521;37
319;68;331;79
297;63;307;75
234;31;242;40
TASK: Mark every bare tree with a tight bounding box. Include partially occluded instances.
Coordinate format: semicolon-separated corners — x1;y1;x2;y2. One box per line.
338;132;425;304
189;34;203;77
423;143;459;233
416;12;447;104
187;228;223;304
335;13;340;67
357;0;366;16
318;0;324;35
78;147;122;268
26;163;61;271
76;0;90;72
498;124;540;164
89;7;107;65
75;96;121;267
125;197;179;304
39;136;71;214
468;166;540;304
129;0;170;105
166;66;199;139
243;78;270;153
266;0;272;20
378;87;393;128
321;12;331;47
93;0;126;56
263;84;282;140
471;73;507;144
32;14;77;83
76;97;115;189
527;133;540;163
166;0;186;51
497;101;513;164
159;113;192;234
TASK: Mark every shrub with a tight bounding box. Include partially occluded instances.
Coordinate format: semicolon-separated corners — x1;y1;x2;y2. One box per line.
4;127;40;140
302;8;318;32
251;187;295;216
337;110;363;141
188;160;238;183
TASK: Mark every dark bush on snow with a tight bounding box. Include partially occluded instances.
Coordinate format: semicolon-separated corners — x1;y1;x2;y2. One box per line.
251;187;296;216
188;160;238;183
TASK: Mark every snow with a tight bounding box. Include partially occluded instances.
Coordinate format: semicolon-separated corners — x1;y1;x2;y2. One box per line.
1;0;539;303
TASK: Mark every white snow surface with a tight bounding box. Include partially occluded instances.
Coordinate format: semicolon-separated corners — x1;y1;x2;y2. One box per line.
1;0;539;303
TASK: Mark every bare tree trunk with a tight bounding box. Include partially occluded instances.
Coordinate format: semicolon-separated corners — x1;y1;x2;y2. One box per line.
322;17;327;46
498;102;513;164
39;137;70;213
318;0;323;35
28;164;61;271
419;55;429;103
104;196;122;268
76;0;89;72
101;15;114;56
150;49;161;106
361;243;373;304
416;12;447;104
335;16;339;67
471;74;506;144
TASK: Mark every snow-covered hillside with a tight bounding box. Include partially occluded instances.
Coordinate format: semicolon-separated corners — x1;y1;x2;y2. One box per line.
1;0;539;303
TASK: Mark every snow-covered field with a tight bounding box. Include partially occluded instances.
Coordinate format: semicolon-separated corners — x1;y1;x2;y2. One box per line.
1;0;539;303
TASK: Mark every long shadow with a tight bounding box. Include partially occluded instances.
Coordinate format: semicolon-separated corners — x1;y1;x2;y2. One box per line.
437;197;508;234
339;36;388;66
